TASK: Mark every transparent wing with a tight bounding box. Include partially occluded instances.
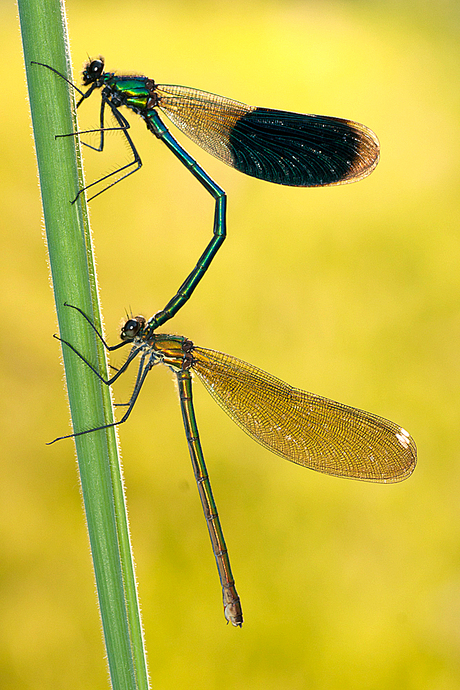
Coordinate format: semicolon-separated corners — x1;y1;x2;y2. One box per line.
192;347;416;483
156;84;379;187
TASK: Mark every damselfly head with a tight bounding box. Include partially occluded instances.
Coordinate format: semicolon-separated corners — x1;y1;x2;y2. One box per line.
82;57;105;85
120;315;145;341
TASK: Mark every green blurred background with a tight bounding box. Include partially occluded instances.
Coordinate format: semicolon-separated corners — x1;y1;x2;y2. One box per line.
2;0;460;687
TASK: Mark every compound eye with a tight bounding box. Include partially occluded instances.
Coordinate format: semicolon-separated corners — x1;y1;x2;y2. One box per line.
122;319;141;340
89;58;104;76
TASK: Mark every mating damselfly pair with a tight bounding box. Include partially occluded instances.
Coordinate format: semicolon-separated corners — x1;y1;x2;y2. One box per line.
35;58;416;626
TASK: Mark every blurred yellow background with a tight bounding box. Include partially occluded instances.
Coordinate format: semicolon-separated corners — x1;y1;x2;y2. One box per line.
3;0;460;687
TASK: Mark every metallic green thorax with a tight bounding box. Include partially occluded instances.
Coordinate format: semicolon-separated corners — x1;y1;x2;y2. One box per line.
148;333;193;370
101;75;153;112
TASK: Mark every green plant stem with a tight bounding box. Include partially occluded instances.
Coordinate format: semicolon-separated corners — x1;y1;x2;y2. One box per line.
18;1;149;688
